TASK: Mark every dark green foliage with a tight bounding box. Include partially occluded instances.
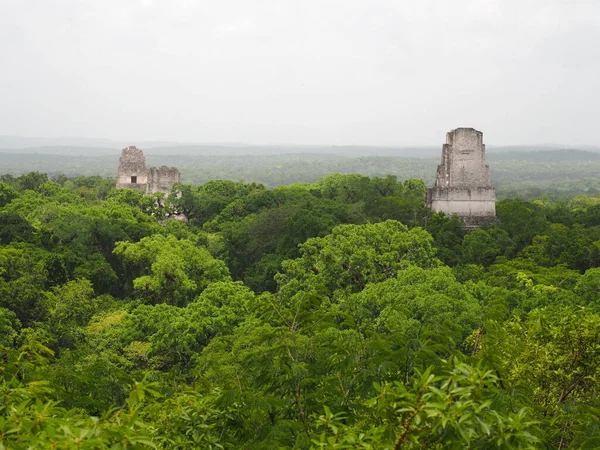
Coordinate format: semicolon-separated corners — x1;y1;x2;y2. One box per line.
425;213;466;266
496;198;550;256
16;171;49;192
2;172;600;448
0;212;35;245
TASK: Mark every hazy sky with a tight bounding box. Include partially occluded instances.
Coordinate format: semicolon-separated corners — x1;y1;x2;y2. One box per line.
1;0;599;145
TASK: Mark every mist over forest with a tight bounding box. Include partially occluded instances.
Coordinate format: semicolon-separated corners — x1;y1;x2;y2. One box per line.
2;138;600;200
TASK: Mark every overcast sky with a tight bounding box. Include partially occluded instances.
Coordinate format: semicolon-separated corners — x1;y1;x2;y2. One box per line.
0;0;598;146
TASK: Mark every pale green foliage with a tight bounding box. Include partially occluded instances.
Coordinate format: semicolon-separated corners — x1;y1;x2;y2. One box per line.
311;362;540;449
140;388;227;449
276;220;440;299
479;306;600;447
0;379;157;449
83;281;254;370
114;234;231;305
345;265;481;340
0;181;18;208
507;308;600;408
45;278;115;348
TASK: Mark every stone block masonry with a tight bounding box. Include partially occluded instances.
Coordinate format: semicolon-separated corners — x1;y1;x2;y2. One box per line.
148;165;181;195
116;146;180;195
426;128;496;229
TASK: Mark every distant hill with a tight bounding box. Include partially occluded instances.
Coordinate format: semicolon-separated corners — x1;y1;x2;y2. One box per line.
2;136;600;159
0;146;118;156
487;149;600;162
0;136;186;151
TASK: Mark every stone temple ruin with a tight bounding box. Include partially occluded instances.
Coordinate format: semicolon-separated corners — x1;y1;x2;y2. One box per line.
116;146;180;195
426;128;496;229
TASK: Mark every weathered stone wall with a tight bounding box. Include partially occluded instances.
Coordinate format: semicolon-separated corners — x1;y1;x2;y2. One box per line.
147;166;181;195
427;187;496;223
116;146;148;190
435;128;491;188
116;146;180;195
427;128;496;229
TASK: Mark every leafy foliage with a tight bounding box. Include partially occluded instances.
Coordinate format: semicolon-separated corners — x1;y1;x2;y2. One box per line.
2;171;600;448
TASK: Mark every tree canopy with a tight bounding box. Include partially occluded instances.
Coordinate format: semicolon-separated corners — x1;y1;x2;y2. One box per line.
1;171;600;448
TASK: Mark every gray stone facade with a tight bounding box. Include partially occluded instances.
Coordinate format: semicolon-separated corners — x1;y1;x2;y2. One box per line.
426;128;496;229
116;146;180;195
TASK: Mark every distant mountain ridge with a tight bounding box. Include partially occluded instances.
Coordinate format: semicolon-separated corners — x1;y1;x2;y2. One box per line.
1;136;599;158
0;136;187;150
487;149;600;161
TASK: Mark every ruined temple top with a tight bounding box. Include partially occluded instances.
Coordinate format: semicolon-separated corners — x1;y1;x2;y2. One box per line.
434;127;491;189
118;146;147;174
120;146;145;157
116;145;180;195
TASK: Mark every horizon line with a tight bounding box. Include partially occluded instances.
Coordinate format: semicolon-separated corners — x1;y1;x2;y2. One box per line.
0;135;598;149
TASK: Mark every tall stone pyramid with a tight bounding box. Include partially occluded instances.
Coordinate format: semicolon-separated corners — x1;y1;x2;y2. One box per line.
426;128;496;229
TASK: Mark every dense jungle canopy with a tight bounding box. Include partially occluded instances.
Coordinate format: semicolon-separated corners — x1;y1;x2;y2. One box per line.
2;170;600;448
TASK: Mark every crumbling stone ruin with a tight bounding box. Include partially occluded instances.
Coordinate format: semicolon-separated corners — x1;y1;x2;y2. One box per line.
116;146;180;195
426;128;496;229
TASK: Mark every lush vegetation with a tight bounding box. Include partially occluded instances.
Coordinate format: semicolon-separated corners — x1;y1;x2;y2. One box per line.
2;170;600;448
3;148;600;198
